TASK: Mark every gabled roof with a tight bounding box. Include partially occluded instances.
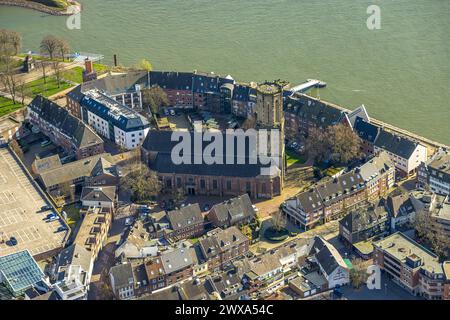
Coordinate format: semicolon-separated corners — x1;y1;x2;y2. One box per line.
311;237;348;276
354;117;380;143
358;151;394;182
81;186;116;203
339;205;388;233
347;105;369;128
210;194;255;224
199;227;248;259
374;129;420;159
28;95;103;149
386;189;415;218
167;203;203;231
38;153;114;187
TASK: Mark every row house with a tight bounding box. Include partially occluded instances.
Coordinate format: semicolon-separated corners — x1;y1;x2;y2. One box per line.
27;95;104;159
374;129;427;176
199;227;250;272
374;232;449;300
417;148;450;196
109;263;136;300
353;117;380;156
145;248;194;290
283;94;348;141
282;152;394;230
231;83;257;118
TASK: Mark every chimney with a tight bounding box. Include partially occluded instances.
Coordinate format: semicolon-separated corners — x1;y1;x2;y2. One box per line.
85;58;94;74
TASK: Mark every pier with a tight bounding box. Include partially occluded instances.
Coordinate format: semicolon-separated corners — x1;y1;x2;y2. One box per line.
288;79;327;96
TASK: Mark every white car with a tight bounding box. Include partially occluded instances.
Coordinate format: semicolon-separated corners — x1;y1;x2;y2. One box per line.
124;217;134;226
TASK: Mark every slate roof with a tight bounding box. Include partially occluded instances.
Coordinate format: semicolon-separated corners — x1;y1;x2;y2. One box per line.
358;151;394;182
386;189;415;218
339;205;388;233
28;95;103;149
354;117;380;143
81;186;116;203
209;193;256;225
142;131;275;178
316;171;365;205
38;153;114;187
109;263;134;289
374;129;419;159
81;89;150;132
311;237;348;276
427;149;450;185
346;105;369;128
284;95;345;128
199;227;248;259
295;188;324;213
167;203;203;231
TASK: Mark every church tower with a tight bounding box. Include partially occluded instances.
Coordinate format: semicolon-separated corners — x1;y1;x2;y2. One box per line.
255;81;287;184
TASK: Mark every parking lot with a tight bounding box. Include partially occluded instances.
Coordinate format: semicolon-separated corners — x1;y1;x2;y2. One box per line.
0;147;68;258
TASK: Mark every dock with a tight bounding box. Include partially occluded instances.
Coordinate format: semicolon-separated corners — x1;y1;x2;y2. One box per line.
288;79;327;96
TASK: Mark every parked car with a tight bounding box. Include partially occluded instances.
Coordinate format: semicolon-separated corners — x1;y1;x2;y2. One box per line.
125;217;134;226
40;140;51;148
203;204;210;211
56;226;68;233
9;237;18;246
41;205;52;211
169;109;176;116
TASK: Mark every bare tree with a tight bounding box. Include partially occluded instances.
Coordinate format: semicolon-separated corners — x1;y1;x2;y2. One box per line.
0;59;18;104
329;124;362;163
120;163;162;203
56;38;70;61
52;60;63;88
414;210;450;260
271;210;287;232
350;258;368;289
40;60;49;84
40;35;59;60
17;80;27;105
0;29;20;57
305;127;331;163
142;86;169;115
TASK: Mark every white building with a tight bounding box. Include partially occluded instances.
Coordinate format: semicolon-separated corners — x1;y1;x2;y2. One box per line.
109;263;135;300
81;89;150;150
374;129;427;174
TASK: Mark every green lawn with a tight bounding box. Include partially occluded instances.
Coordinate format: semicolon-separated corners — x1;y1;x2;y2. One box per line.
61;63;110;84
286;150;306;167
24;76;72;98
0;97;24;118
61;204;82;227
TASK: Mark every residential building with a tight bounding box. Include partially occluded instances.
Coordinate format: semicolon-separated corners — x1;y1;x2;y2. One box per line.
417;149;450;196
282;152;394;230
166;203;205;241
80;89;150;149
339;204;389;256
36;153;118;203
206;269;246;300
386;189;416;231
307;236;350;289
144;256;166;292
353;117;380;156
160;248;194;287
80;186;117;209
374;129;427;175
109;263;135;300
53;244;93;300
283;93;348;141
199;227;250;272
27;95;104;159
207;193;256;228
374;232;449;299
74;206;112;261
139;278;211;300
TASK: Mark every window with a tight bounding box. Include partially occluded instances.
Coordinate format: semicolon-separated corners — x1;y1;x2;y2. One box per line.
166;179;172;189
213;180;218;190
200;179;206;189
177;177;182;188
227;180;232;190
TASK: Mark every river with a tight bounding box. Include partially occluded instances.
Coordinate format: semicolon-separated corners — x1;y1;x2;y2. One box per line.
1;0;449;144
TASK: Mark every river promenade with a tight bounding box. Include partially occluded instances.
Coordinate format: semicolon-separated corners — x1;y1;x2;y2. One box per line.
0;0;81;15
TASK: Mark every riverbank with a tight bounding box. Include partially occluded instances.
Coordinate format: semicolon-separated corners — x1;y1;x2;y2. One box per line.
0;0;81;16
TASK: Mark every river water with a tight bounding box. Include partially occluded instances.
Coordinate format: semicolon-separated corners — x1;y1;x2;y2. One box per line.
1;0;449;144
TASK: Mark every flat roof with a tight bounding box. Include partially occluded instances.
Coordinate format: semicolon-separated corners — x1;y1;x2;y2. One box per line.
0;147;68;258
374;232;442;274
